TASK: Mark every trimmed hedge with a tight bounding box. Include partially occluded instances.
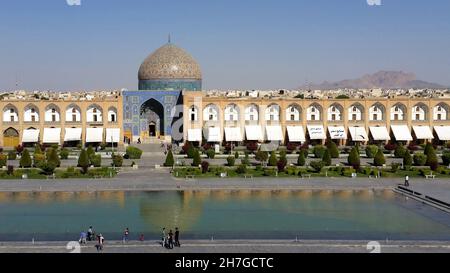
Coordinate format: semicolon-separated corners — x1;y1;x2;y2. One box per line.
126;146;143;159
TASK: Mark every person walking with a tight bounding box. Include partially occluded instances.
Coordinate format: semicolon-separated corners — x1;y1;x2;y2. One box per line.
96;233;104;252
405;175;409;187
79;231;87;244
87;226;94;241
123;228;130;243
161;227;166;247
139;234;145;242
174;227;180;247
168;229;174;249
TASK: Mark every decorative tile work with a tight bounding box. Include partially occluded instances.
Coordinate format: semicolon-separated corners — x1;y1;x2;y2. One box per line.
138;43;202;81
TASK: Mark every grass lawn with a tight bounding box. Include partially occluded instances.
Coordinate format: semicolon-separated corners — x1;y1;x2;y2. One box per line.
0;167;117;179
173;165;450;179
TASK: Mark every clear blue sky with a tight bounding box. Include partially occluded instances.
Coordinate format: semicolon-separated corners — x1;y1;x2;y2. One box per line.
1;0;449;91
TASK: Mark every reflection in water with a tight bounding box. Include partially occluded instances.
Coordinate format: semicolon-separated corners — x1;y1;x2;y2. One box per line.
138;191;203;231
316;190;333;200
336;190;354;200
1;189;449;241
355;189;374;201
210;190;231;201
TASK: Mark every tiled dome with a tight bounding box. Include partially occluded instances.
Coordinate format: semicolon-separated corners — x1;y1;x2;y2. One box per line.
138;43;202;81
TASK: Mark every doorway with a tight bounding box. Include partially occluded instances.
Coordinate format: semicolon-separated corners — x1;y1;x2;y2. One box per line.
149;123;156;137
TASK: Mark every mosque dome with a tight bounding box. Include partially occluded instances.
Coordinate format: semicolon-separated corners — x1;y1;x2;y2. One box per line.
138;43;202;91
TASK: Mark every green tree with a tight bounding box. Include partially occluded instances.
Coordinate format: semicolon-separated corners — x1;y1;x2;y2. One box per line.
279;150;287;165
326;141;340;158
413;153;427;166
365;145;379;158
192;149;201;166
394;144;407;158
126;146;143;159
19;149;32;168
86;146;95;159
59;148;69;160
313;145;326;159
8;151;17;160
78;149;89;174
255;151;268;166
322;149;332;166
268;151;278;166
34;144;43;155
47;148;61;167
426;146;439;171
234;151;240;159
373;149;386;167
112;154;123;167
347;147;361;170
297;150;306;166
403;151;412;168
310;161;325;173
226;156;235;167
424;142;433;157
33;153;46;167
206;149;215;159
39;162;56;175
164;150;175;167
0;154;7;168
442;152;450;166
90;154;102;167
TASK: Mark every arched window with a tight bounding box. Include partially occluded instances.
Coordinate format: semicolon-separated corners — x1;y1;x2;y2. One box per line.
327;104;343;121
87;105;103;122
307;104;322;121
24;104;39;122
412;103;427;121
203;104;219;121
224;104;239;121
434;103;449;121
3;105;19;122
45;104;60;122
390;103;406;121
245;104;259;121
286;104;301;121
108;107;118;123
369;103;385;121
348;104;364;121
189;106;198;121
66;105;81;122
265;104;280;121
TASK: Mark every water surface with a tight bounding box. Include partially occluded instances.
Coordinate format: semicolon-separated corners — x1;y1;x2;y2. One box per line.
0;190;449;241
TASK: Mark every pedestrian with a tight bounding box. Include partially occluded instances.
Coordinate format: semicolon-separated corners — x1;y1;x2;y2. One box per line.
79;231;87;244
405;175;409;187
161;227;166;247
137;138;141;144
123;227;129;243
87;226;94;241
168;229;174;249
139;234;145;242
96;233;104;252
174;227;180;247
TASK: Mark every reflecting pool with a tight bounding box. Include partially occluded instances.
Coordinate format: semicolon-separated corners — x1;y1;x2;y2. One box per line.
0;190;449;241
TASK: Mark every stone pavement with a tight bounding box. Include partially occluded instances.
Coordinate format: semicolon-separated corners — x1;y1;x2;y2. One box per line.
0;167;448;193
0;240;449;253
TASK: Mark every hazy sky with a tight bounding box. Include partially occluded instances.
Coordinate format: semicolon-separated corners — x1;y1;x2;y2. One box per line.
1;0;449;91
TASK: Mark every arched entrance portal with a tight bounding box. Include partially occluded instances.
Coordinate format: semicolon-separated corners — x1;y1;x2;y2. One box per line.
4;127;19;147
141;98;164;139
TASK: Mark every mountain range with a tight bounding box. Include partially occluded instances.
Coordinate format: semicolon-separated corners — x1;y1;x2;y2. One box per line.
300;71;446;89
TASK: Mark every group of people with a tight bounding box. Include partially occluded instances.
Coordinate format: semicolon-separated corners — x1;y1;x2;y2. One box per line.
78;226;180;251
79;226;105;252
161;227;181;249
